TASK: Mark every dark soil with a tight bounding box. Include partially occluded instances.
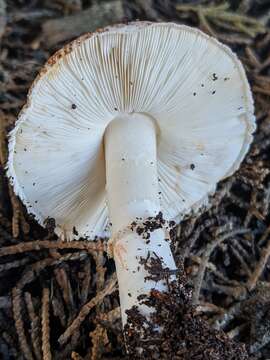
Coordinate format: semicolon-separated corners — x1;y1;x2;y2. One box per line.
0;1;270;359
125;261;250;360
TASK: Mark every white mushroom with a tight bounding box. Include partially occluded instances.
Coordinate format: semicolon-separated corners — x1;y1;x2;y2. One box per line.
7;22;255;325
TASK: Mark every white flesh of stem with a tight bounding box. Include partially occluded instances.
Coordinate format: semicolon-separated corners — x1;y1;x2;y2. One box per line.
105;113;176;325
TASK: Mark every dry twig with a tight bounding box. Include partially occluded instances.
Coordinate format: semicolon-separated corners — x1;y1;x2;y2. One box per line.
90;324;111;360
25;292;42;360
176;3;265;40
247;238;270;291
41;288;52;360
0;239;106;257
12;288;34;360
58;275;117;346
192;228;249;304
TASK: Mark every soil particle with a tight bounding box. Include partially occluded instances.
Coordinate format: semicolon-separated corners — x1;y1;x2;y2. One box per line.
73;226;78;236
130;212;166;240
43;217;56;232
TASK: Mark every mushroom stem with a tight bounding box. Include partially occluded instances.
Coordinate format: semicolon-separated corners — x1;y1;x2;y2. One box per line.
105;113;176;324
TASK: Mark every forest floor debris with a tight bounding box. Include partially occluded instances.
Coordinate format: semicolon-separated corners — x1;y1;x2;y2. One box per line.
0;0;270;359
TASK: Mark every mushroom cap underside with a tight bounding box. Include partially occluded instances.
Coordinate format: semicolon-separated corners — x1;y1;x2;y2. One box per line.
7;22;255;240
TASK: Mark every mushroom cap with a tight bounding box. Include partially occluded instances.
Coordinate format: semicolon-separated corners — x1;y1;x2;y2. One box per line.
7;22;255;241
